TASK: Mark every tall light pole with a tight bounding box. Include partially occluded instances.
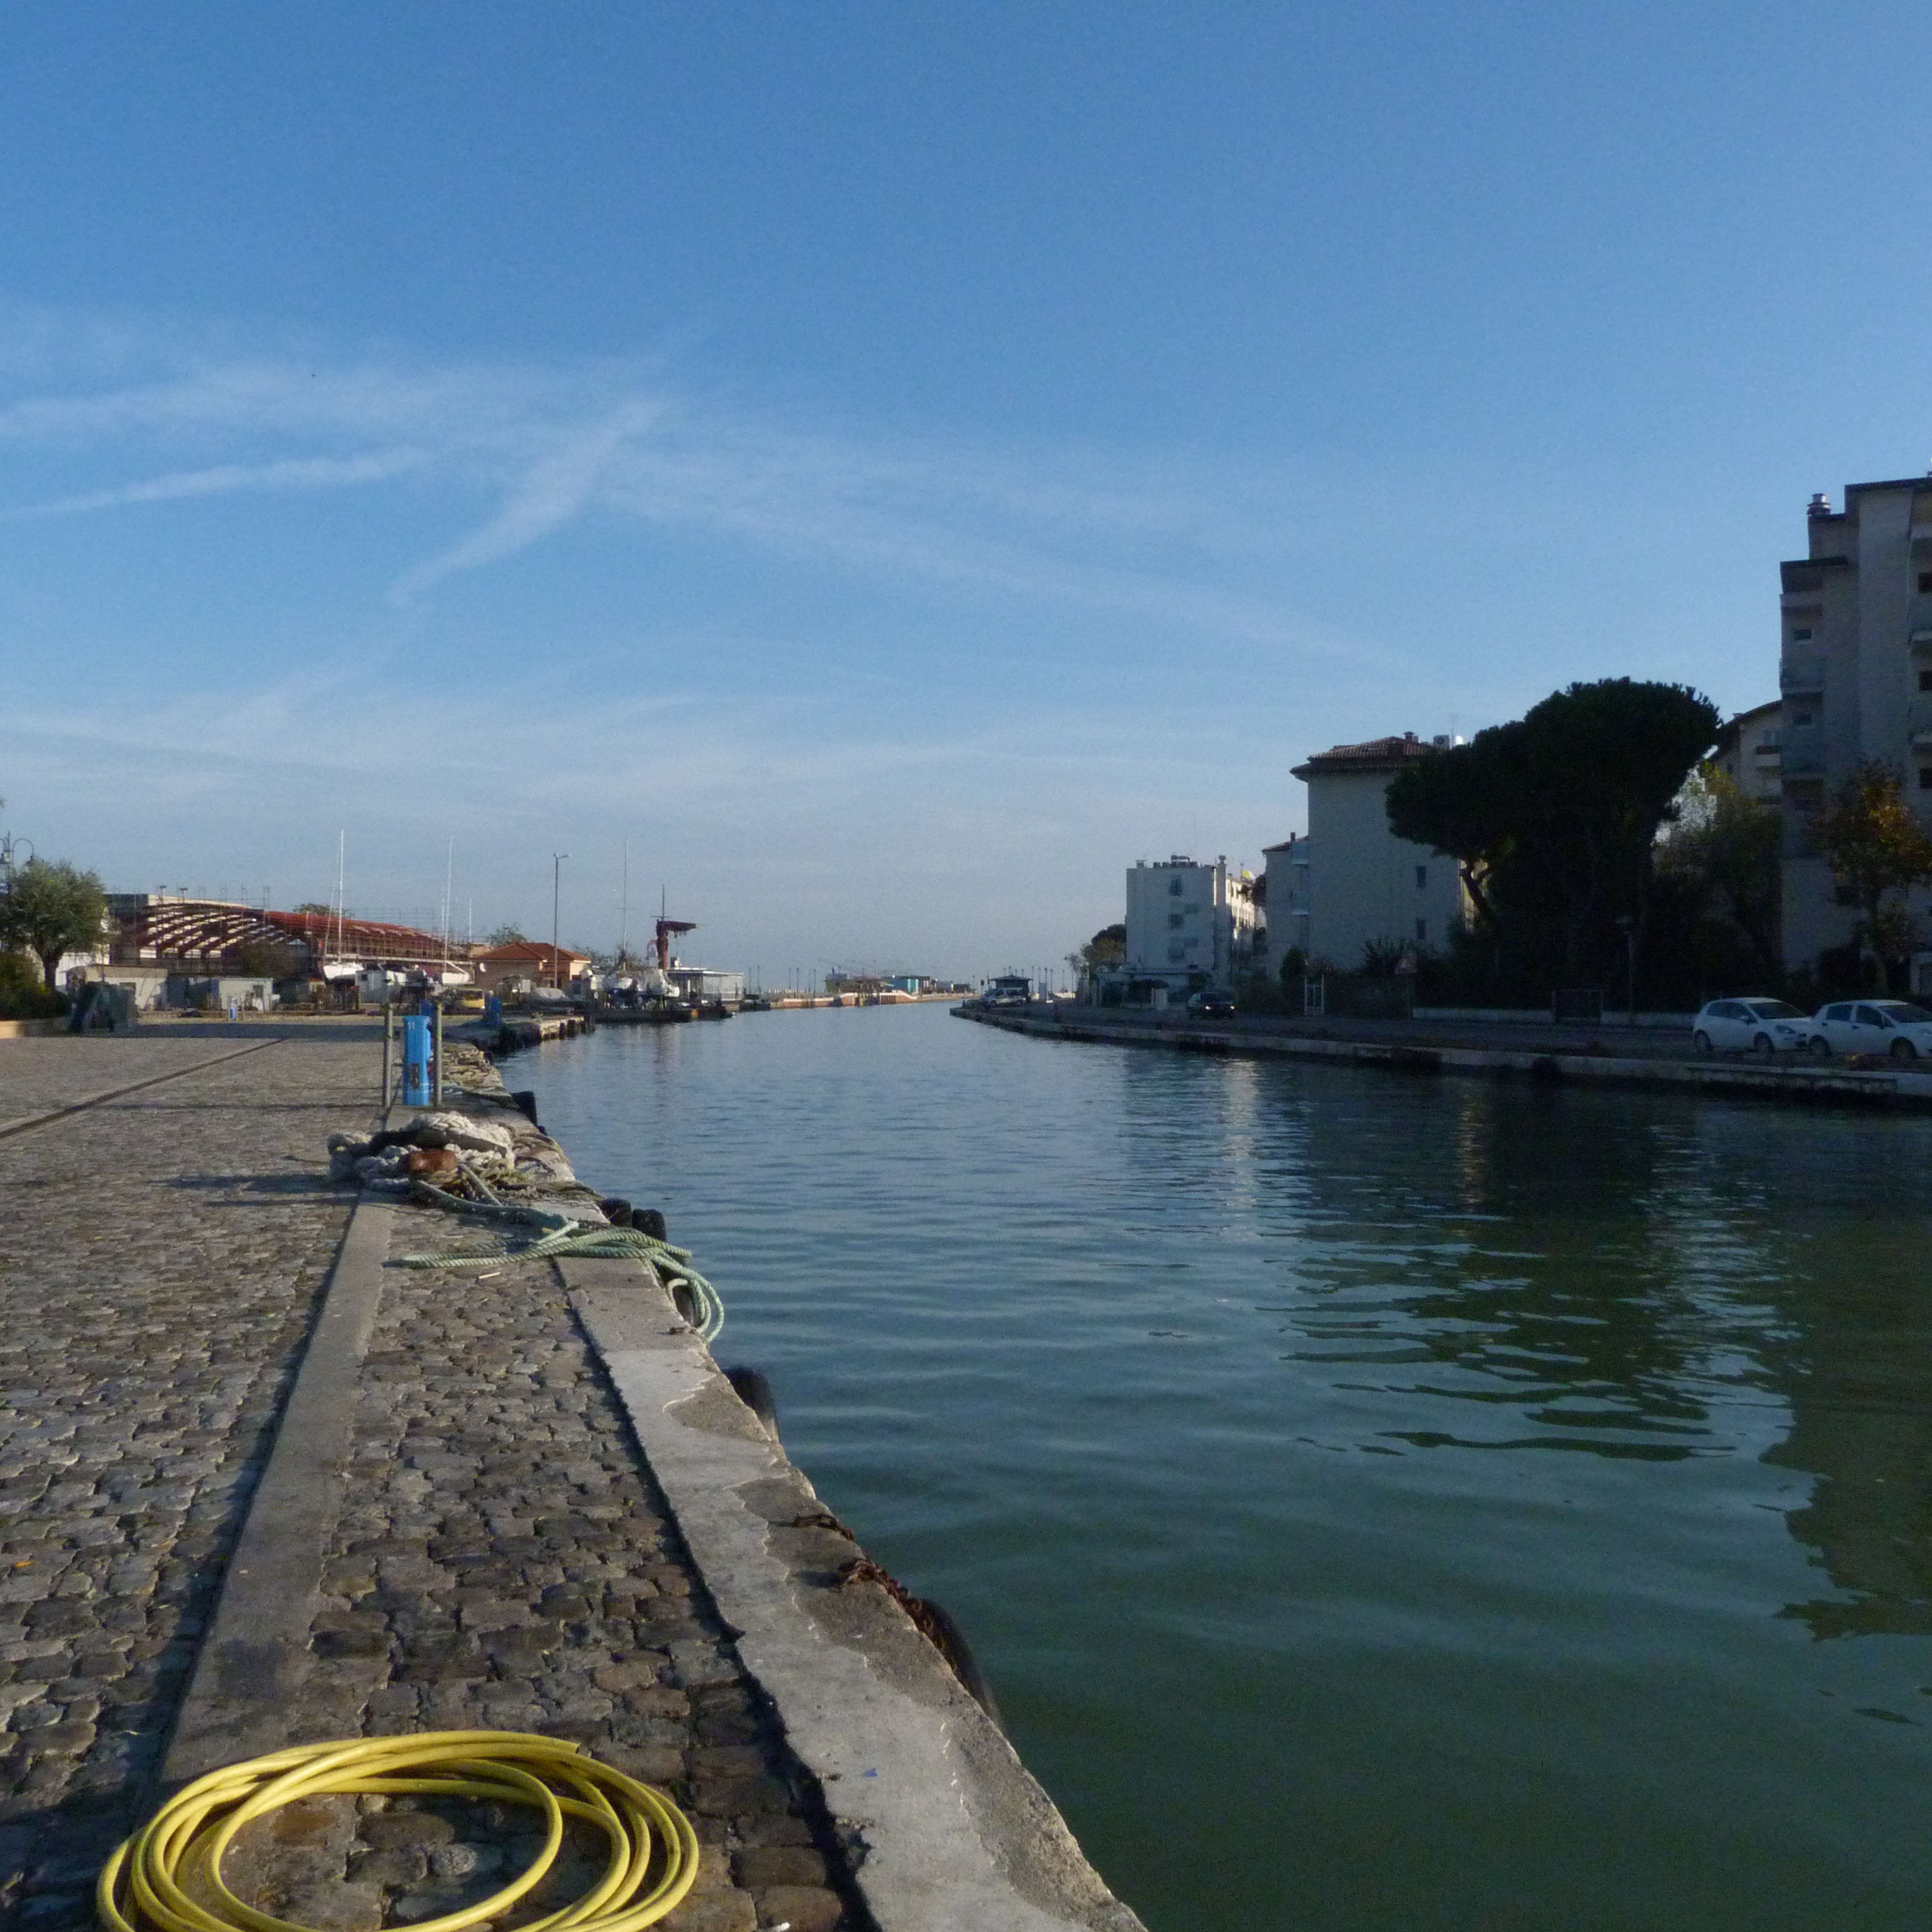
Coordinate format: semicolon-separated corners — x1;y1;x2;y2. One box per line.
552;852;569;988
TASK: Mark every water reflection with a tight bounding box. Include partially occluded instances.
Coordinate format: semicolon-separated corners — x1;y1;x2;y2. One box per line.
527;1011;1932;1930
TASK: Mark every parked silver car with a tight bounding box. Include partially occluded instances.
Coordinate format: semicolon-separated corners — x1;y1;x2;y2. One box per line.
1805;999;1932;1062
1690;998;1809;1057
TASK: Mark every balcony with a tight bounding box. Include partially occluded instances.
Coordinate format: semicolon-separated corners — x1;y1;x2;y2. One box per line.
1780;656;1826;695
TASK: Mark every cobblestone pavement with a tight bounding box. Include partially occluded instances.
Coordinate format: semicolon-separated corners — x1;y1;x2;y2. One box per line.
2;1037;859;1931
278;1197;857;1932
0;1034;273;1128
0;1029;382;1924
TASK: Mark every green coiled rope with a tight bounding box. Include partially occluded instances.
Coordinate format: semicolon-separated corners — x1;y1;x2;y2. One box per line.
390;1196;726;1341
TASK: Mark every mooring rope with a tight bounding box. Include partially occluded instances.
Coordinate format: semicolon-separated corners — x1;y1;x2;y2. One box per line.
390;1203;727;1341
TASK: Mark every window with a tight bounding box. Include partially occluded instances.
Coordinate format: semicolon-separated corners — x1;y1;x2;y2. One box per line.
1414;864;1427;889
1169;877;1184;896
1168;912;1184;929
1919;768;1932;791
1791;710;1814;724
1919;670;1932;693
1415;918;1427;944
1791;627;1812;640
1920;571;1932;593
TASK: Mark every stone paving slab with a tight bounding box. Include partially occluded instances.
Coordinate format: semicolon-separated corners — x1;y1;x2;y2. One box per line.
0;1037;274;1134
0;1031;381;1925
265;1187;862;1932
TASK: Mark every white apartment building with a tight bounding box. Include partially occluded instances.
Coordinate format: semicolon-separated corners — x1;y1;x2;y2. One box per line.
1124;855;1257;989
1258;834;1312;968
1713;698;1783;805
1289;733;1468;969
1778;477;1932;978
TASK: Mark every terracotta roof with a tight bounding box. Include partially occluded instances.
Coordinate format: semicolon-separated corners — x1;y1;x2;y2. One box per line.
477;941;589;965
1290;733;1438;779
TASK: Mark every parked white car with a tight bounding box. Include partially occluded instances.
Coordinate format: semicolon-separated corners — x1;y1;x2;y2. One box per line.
1690;998;1810;1057
1804;999;1932;1062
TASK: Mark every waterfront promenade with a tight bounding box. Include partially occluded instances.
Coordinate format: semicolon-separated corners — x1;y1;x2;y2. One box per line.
0;1024;1138;1932
964;1000;1932;1107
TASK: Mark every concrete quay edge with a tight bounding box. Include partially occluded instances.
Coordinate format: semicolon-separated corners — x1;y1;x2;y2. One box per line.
959;1004;1932;1108
570;1262;1147;1932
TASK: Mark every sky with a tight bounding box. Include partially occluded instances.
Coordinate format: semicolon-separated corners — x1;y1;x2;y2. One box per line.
5;3;1932;982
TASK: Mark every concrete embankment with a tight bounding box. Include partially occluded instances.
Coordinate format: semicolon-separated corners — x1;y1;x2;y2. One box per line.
0;1020;1142;1932
958;1001;1932;1111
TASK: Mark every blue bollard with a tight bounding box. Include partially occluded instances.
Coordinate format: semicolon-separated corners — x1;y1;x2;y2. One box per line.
484;993;502;1025
402;1014;434;1107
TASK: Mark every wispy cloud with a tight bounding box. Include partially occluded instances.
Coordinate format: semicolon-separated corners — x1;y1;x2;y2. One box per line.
0;322;1378;662
1;447;428;519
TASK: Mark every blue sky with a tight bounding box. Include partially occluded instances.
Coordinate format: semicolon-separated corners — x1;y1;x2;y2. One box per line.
4;3;1931;979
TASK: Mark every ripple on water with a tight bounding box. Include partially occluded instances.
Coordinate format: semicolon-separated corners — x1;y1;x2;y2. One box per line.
530;1005;1932;1932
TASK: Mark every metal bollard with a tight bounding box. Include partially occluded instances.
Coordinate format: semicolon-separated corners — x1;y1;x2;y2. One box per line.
432;996;444;1105
402;1013;433;1108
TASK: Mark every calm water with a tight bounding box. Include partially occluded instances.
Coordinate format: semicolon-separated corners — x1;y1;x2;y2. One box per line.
525;1003;1932;1932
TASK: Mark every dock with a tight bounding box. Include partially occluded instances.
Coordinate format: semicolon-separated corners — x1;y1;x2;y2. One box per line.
0;1020;1143;1931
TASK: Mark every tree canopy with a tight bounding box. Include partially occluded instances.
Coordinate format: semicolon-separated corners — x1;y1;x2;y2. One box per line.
485;922;529;947
0;858;109;991
1387;678;1720;987
1811;762;1932;983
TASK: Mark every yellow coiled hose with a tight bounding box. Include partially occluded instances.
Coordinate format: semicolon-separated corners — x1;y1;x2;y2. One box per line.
97;1731;702;1932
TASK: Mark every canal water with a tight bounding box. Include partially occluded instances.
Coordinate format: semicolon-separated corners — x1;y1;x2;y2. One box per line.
525;1003;1932;1932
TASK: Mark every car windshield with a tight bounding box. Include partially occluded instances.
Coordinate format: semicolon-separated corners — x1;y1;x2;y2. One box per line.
1873;1002;1932;1022
1745;1001;1805;1019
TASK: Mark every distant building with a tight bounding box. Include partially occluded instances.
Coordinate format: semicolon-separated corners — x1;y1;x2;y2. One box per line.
1778;478;1932;983
96;895;458;1008
1712;699;1784;805
474;940;591;991
1123;855;1258;990
670;966;744;1005
1289;733;1468;970
1258;834;1312;969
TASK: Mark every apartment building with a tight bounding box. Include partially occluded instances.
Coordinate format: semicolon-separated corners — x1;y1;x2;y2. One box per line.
1289;733;1468;969
1712;699;1783;805
1123;855;1258;990
1258;834;1311;968
1778;477;1932;979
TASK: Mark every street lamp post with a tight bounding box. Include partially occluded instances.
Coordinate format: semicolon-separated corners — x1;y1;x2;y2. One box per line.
552;853;569;989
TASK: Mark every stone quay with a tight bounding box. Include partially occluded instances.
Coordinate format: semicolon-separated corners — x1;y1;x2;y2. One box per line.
0;1019;1141;1932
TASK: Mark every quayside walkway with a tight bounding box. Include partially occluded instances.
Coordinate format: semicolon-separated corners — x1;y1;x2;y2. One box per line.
965;1001;1932;1109
0;1025;1140;1932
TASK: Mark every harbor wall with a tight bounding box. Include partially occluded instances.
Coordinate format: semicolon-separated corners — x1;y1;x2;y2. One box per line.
160;1032;1145;1932
958;1002;1932;1111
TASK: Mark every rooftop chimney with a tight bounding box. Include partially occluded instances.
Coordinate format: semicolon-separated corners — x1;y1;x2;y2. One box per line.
1808;491;1832;518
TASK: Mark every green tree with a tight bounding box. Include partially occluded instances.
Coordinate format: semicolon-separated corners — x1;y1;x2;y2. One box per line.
1656;765;1783;983
291;900;333;917
1078;922;1126;974
1387;678;1720;983
1384;720;1528;936
1811;762;1932;988
485;922;528;947
0;858;109;991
